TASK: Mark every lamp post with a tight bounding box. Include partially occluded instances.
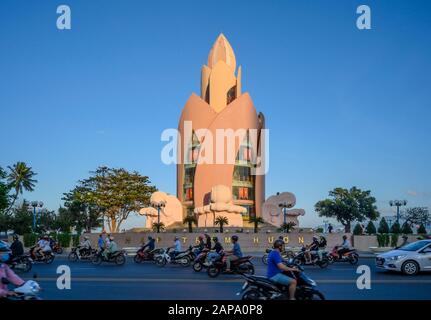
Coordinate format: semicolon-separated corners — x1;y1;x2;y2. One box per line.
389;200;407;224
30;201;44;230
152;201;166;233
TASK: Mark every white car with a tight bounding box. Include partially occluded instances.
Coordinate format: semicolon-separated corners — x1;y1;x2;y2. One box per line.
376;240;431;275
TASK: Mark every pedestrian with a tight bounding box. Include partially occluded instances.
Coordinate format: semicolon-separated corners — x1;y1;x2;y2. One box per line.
328;223;333;234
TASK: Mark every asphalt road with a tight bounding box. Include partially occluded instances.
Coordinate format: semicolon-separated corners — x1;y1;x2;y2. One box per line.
14;254;431;300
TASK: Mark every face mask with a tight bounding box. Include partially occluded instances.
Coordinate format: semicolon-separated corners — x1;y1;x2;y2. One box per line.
0;253;10;262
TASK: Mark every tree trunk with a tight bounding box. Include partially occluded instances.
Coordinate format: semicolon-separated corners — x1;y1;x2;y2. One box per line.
344;222;351;233
254;221;258;233
220;225;223;233
188;222;192;233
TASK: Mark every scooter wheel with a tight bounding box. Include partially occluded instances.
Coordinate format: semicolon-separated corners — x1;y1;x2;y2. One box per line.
207;266;220;278
68;252;78;262
192;262;202;272
262;254;268;265
349;254;359;265
133;255;143;264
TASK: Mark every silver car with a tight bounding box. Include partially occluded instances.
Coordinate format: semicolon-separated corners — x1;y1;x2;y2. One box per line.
376;240;431;275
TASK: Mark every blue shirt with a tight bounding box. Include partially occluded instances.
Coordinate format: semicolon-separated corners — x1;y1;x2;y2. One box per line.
232;243;243;258
98;237;104;249
267;250;283;278
174;240;181;252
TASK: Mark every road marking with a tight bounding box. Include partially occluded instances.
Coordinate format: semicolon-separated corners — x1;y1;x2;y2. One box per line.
28;277;431;284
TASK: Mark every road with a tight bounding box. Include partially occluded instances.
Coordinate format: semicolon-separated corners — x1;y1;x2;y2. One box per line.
15;255;431;300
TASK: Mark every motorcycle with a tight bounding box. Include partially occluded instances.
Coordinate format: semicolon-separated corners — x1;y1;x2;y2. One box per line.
192;248;211;272
92;249;127;266
238;262;325;300
29;246;55;264
1;277;42;300
155;247;193;267
6;254;33;273
51;242;63;255
328;246;359;265
68;246;97;262
291;247;329;268
262;249;294;265
207;255;255;278
133;247;163;263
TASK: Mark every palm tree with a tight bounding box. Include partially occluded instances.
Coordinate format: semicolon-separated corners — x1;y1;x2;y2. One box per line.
214;216;229;233
6;162;37;214
249;216;264;233
152;222;165;233
183;214;198;233
280;222;296;233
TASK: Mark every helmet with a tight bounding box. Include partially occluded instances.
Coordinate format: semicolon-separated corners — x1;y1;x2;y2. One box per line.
84;236;89;240
198;235;204;240
402;235;408;239
12;234;19;241
342;235;347;240
212;236;218;242
312;235;318;241
109;236;114;240
278;236;284;240
148;236;153;240
174;236;179;240
231;235;238;242
273;239;284;250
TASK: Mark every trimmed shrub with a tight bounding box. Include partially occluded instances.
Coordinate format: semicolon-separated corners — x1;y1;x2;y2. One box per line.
57;233;71;248
72;235;80;247
376;234;385;247
23;233;38;247
316;227;324;233
401;222;413;234
366;221;377;235
390;222;401;234
417;223;427;234
378;218;390;234
353;224;363;235
390;234;399;247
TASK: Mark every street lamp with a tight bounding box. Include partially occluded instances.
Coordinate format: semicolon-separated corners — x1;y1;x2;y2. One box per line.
389;200;407;224
30;201;44;230
152;201;166;233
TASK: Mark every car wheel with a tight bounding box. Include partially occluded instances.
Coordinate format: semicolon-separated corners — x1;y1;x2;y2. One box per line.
402;260;419;275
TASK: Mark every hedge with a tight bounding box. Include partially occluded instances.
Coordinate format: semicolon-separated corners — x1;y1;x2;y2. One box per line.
23;233;38;247
57;233;71;248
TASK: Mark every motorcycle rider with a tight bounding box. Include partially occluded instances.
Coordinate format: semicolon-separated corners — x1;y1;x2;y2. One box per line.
0;244;25;298
79;236;92;256
35;235;51;259
205;236;224;266
267;239;298;300
103;236;118;259
9;234;24;261
304;236;320;264
97;234;105;255
224;235;242;273
141;236;156;253
168;236;182;259
337;235;352;259
204;234;212;249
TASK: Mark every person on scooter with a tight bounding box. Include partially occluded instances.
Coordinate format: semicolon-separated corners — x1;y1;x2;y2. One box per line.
304;236;320;264
9;235;24;261
0;245;25;298
195;235;205;254
204;234;212;250
142;236;155;253
35;235;51;259
168;236;182;259
224;235;242;273
104;236;118;259
337;235;352;259
205;236;224;266
267;239;298;300
79;236;92;256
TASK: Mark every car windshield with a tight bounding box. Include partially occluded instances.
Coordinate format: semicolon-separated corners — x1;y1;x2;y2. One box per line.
398;240;431;251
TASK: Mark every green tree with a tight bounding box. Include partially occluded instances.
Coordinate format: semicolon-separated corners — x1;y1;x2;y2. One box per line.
353;223;363;235
401;222;413;234
366;221;377;234
0;167;11;234
66;166;157;232
8;201;32;235
215;216;229;233
315;187;379;233
417;223;427;235
249;216;264;233
5;162;37;214
390;221;401;234
183;214;198;233
378;217;390;234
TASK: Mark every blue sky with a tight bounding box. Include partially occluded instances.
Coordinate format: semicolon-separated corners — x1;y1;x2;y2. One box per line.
1;0;430;229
